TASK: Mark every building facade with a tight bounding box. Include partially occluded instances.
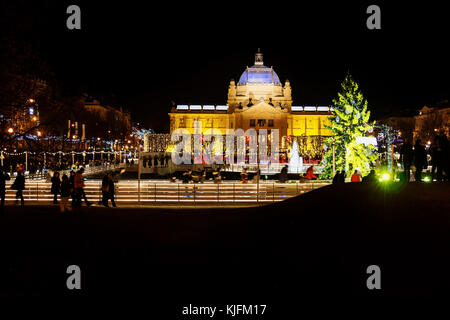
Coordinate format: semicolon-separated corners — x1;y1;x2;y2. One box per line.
169;50;332;156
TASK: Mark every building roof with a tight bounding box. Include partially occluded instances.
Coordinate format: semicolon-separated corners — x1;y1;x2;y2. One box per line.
238;50;281;85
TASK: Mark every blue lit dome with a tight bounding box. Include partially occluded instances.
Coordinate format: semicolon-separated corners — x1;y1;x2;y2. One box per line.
238;66;281;85
238;50;281;85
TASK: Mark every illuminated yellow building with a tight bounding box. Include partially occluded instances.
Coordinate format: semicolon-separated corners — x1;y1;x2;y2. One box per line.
169;50;332;155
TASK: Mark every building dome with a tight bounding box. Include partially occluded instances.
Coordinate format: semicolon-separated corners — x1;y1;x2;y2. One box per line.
238;50;281;85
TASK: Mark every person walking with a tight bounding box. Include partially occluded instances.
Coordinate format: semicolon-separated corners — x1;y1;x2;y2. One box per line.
413;139;427;182
59;174;72;212
0;167;11;212
350;170;361;182
50;171;61;204
12;170;25;206
75;168;91;207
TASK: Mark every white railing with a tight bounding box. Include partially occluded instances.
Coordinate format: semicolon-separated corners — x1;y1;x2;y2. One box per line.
3;180;330;205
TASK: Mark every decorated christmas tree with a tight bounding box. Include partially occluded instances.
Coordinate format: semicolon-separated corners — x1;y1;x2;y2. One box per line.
322;73;377;178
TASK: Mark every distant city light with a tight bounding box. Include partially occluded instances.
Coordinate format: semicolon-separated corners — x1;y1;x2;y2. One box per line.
8;128;13;133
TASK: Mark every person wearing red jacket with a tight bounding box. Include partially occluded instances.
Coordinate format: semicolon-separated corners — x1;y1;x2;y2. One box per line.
305;166;318;180
351;170;361;182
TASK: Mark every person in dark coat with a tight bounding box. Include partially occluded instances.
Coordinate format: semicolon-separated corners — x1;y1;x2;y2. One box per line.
400;138;414;182
362;169;377;182
413;139;427;182
12;170;25;206
332;170;341;184
69;170;75;206
0;167;11;212
51;171;61;204
338;170;346;183
107;173;116;207
59;174;72;212
279;165;288;183
431;135;444;181
182;170;193;183
101;174;110;207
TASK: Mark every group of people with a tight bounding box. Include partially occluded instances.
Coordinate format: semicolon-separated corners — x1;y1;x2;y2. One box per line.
332;169;377;184
50;169;117;210
180;169;222;183
50;168;92;211
0;166;118;213
400;136;450;182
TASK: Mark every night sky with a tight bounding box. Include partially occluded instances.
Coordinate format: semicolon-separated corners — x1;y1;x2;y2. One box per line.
2;1;449;132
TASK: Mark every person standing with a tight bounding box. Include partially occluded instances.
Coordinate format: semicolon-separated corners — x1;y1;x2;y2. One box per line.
69;170;76;206
107;173;117;208
59;174;72;212
101;174;110;207
400;138;414;182
338;170;346;183
279;165;288;183
241;168;249;184
431;136;444;181
0;167;11;212
51;172;61;204
12;170;25;206
362;169;377;182
332;170;341;184
350;170;361;182
413;139;427;182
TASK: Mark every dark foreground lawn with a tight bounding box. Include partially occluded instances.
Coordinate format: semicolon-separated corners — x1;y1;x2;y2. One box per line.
1;182;450;310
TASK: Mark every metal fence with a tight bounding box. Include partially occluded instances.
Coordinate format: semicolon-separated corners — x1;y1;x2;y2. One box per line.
3;180;330;205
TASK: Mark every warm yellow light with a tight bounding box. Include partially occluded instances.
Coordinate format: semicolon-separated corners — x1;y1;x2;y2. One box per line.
72;135;76;139
427;140;431;145
32;116;37;121
8;128;13;133
28;98;35;103
398;131;402;136
37;131;42;136
97;137;101;141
